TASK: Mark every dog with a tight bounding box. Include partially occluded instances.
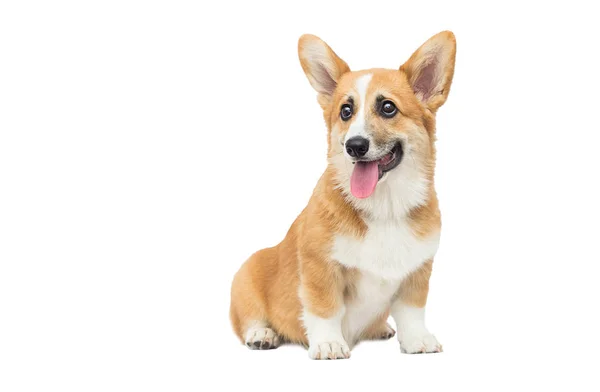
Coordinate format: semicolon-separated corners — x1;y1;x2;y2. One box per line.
229;31;456;359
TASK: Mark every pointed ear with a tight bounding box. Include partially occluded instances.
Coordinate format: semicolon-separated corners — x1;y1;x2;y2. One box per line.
298;34;350;104
401;31;456;112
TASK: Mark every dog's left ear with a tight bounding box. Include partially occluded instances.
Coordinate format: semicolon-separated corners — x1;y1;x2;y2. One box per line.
401;31;456;112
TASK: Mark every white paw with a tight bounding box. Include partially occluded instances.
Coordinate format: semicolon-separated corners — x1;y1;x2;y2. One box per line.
308;341;351;360
245;327;280;350
399;331;442;354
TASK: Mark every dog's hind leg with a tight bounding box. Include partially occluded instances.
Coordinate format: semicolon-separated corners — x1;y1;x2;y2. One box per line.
229;251;282;350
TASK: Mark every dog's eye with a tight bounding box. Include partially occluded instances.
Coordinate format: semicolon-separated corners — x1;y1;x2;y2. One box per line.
340;104;353;121
380;101;397;118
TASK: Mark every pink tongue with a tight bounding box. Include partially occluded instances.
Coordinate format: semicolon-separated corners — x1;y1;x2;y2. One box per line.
350;161;379;198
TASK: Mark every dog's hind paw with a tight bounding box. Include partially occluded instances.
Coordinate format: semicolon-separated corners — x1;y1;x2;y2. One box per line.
245;327;280;350
378;323;396;340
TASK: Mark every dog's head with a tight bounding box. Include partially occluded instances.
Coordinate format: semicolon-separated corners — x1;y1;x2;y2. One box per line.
298;32;456;212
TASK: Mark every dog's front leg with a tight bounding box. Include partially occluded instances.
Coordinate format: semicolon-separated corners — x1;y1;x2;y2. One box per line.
391;259;442;354
299;256;350;360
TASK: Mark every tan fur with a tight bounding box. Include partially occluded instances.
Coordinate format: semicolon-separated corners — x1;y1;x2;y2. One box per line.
230;31;456;351
396;259;434;308
409;193;442;239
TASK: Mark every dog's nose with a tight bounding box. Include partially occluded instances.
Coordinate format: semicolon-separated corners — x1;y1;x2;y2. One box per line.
345;137;370;158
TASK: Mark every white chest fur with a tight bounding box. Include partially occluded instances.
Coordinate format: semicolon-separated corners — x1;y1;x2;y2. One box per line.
332;218;440;343
342;271;400;344
331;218;440;280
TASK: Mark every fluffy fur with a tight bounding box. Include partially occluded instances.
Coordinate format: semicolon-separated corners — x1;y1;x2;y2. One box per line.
230;31;456;359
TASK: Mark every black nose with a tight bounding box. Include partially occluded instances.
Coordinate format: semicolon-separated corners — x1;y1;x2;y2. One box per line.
345;137;370;158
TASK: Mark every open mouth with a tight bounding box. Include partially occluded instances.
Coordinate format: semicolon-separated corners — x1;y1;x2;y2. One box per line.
371;142;404;179
350;142;403;199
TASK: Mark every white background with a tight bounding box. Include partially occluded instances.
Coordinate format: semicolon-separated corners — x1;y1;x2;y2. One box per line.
1;1;599;391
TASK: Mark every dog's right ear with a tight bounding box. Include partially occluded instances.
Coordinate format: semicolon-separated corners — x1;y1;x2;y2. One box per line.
298;34;350;105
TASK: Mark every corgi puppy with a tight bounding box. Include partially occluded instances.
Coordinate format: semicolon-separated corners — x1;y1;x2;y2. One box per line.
230;31;456;359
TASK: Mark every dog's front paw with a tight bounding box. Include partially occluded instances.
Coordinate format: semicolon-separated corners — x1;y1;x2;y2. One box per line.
308;341;351;360
399;331;442;354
